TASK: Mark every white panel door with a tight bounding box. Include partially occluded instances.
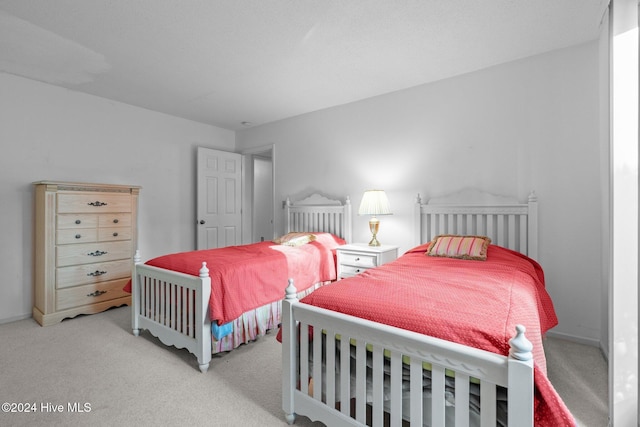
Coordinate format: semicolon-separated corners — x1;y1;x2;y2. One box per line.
197;147;242;249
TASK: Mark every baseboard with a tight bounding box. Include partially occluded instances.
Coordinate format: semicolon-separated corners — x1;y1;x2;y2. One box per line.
0;313;33;325
546;329;602;348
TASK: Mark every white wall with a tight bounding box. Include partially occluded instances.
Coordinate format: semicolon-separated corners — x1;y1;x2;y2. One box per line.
237;41;603;345
0;72;234;323
0;41;605;345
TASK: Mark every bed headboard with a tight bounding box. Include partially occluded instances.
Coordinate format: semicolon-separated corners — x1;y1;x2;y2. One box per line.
414;189;538;259
285;193;352;243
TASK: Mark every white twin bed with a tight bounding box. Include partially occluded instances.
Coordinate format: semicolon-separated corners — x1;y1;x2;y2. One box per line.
280;190;571;426
131;193;352;372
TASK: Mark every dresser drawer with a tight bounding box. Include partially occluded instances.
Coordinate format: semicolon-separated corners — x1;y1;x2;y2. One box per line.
56;240;132;267
56;278;131;311
338;252;378;268
56;228;98;245
99;227;132;242
58;193;132;214
99;213;131;227
56;259;132;289
57;214;98;229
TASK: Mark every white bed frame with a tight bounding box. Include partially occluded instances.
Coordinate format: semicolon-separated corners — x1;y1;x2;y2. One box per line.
282;189;539;426
131;193;352;373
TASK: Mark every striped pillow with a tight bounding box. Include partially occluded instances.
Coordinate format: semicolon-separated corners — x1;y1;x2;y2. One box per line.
426;235;491;261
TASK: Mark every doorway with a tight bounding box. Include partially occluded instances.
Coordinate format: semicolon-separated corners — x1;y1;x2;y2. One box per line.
241;145;275;244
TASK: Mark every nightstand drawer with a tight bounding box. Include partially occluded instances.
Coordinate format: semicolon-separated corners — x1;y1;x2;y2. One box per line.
339;252;378;268
339;265;370;278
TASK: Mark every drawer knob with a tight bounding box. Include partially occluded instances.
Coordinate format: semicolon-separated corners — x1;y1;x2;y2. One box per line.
88;201;107;207
87;250;107;257
87;290;107;297
75;219;81;225
355;269;361;273
355;257;360;261
75;234;81;239
112;232;118;237
113;219;119;224
87;270;107;277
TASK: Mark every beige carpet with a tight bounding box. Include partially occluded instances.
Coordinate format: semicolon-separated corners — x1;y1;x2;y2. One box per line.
0;306;607;426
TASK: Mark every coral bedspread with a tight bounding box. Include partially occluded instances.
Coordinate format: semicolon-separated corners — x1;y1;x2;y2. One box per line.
128;233;345;325
299;244;575;426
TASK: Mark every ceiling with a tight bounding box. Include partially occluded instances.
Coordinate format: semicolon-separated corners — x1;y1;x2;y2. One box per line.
0;0;608;131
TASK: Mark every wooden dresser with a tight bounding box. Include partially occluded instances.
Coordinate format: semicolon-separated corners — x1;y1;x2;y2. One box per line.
33;181;140;326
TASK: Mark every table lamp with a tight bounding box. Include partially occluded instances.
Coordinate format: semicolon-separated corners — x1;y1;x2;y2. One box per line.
358;190;392;246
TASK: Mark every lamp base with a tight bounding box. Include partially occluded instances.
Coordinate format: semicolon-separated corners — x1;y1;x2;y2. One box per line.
368;217;381;246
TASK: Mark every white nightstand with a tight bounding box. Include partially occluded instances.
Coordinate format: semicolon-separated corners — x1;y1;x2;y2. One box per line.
336;243;399;279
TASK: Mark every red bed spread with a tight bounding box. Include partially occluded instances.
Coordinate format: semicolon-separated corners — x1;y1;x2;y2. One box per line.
299;244;574;426
128;233;345;325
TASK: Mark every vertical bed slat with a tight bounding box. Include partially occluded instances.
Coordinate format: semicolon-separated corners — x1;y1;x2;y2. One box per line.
432;365;446;426
410;358;423;426
177;285;183;333
486;214;494;244
371;344;384;427
355;343;367;423
508;214;516;251
326;329;336;408
169;283;176;330
152;279;158;322
339;335;350;417
389;351;403;425
520;214;527;255
313;326;322;401
480;382;497;426
300;322;309;396
455;373;470;427
496;214;505;247
476;214;484;236
160;280;166;326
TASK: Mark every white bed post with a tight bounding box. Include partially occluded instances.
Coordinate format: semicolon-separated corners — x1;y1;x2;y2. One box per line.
132;249;142;337
507;325;534;427
527;192;538;259
343;196;352;243
282;278;298;425
414;193;423;247
196;262;212;373
284;197;292;234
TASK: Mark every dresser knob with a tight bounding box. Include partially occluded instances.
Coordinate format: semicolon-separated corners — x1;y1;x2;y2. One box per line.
75;219;81;225
355;257;360;261
113;219;119;224
87;270;107;277
75;234;81;239
87;250;107;257
87;290;107;297
112;232;118;237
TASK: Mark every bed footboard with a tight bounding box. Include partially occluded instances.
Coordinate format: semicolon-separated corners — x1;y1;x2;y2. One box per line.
132;251;212;373
281;280;534;426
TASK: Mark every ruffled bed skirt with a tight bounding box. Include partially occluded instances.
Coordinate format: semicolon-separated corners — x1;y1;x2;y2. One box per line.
212;281;329;354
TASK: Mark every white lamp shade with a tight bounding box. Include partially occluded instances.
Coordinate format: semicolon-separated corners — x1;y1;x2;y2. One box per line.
358;190;392;216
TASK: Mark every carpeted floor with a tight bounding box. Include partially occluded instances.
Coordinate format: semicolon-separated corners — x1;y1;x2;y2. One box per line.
0;306;608;426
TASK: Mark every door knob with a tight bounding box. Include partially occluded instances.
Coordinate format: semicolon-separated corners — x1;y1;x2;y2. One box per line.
199;220;205;225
